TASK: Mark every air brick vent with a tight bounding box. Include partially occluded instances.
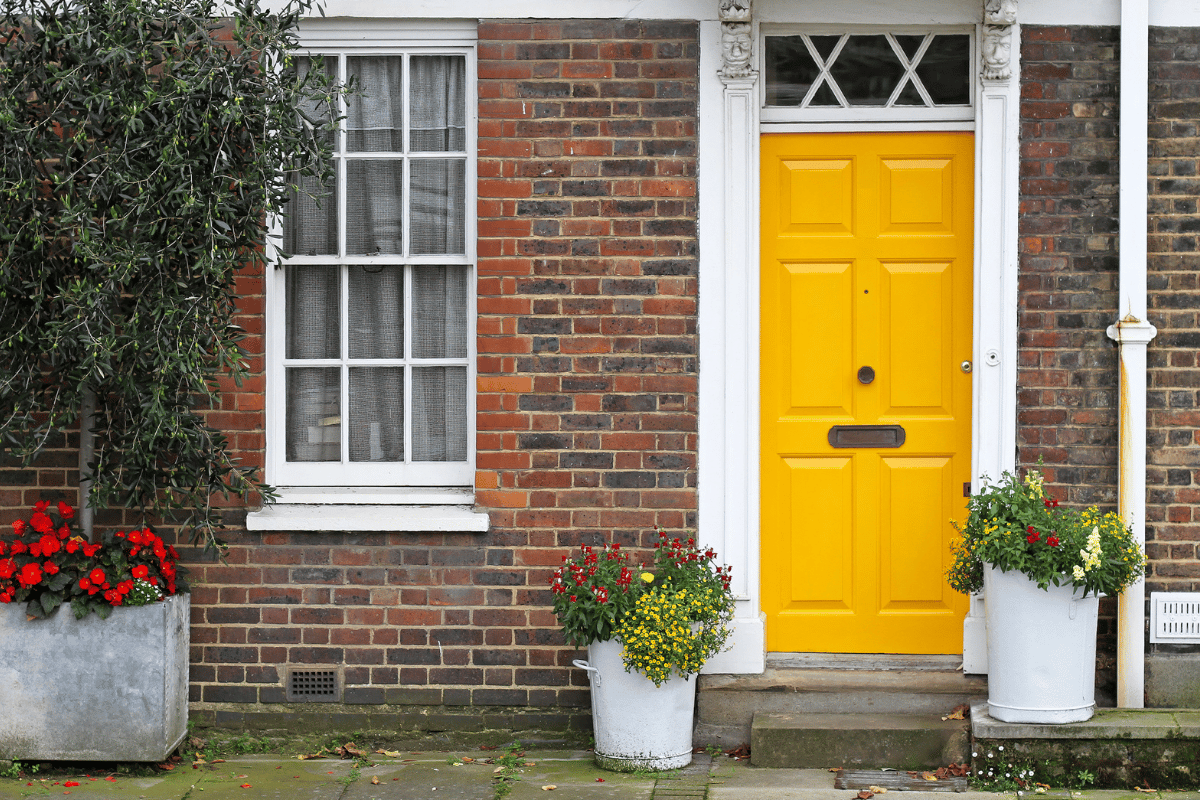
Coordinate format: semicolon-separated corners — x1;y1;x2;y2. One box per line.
1150;593;1200;644
286;669;340;702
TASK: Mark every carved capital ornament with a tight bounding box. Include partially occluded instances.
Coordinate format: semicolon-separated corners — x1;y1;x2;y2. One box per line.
982;0;1017;81
718;0;755;81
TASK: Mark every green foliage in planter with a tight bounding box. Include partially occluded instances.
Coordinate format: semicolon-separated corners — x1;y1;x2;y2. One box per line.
947;469;1145;597
0;0;338;554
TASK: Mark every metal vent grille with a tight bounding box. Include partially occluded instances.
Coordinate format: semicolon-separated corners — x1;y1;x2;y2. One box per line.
1150;593;1200;643
287;669;340;702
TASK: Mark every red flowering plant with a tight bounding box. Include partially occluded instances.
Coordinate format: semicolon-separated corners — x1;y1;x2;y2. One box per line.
0;501;187;619
549;542;639;648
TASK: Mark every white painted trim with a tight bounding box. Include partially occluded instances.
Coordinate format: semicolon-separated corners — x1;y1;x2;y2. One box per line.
763;121;974;133
246;503;490;531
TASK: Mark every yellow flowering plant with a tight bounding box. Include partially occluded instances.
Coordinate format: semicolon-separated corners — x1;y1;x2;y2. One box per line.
615;532;735;686
550;532;736;684
947;469;1145;597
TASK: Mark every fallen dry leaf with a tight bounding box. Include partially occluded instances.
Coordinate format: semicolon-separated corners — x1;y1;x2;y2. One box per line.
1134;788;1156;794
370;776;381;785
941;704;970;721
868;787;888;794
298;753;327;761
857;790;874;799
541;786;557;791
494;766;506;774
480;744;498;750
725;743;751;760
375;749;403;758
921;772;938;781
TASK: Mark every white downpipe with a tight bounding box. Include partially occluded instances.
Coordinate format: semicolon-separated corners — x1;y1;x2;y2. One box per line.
1106;0;1155;710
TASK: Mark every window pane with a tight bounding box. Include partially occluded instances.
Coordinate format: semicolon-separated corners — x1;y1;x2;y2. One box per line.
349;367;404;462
295;56;336;149
917;35;971;105
412;366;467;461
894;78;926;106
410;158;465;255
286;266;340;359
286;367;340;462
413;266;468;359
894;34;926;60
347;56;404;152
348;266;404;359
284;172;337;256
346;160;404;255
828;35;905;106
764;36;818;107
410;55;467;152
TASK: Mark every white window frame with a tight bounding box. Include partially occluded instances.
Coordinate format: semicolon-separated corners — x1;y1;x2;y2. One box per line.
251;19;486;531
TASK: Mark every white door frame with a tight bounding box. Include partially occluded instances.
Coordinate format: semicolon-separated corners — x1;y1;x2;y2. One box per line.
697;0;1020;674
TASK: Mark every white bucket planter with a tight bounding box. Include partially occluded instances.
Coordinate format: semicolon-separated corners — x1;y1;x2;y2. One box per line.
984;564;1098;723
0;594;190;761
574;638;695;771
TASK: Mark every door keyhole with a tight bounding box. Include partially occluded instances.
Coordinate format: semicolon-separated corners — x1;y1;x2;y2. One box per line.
857;366;875;384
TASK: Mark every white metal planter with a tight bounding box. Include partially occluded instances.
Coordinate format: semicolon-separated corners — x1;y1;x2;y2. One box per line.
983;565;1098;723
0;594;190;761
574;638;695;771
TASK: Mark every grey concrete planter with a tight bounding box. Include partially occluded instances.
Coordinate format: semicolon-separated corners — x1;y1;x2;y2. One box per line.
0;593;189;761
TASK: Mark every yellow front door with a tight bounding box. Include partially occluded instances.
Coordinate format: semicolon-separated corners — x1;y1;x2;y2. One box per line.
760;132;973;654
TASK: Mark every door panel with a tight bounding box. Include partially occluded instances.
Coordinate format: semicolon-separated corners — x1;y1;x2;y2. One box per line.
760;132;973;654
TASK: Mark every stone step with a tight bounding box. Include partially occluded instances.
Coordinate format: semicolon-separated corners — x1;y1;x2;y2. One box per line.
696;656;987;747
750;711;971;769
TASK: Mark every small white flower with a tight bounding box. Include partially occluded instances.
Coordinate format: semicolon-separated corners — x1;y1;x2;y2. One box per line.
972;752;978;758
988;752;994;758
998;746;1004;751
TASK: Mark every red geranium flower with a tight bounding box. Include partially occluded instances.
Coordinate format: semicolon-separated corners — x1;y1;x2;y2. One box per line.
12;519;25;535
17;562;42;587
132;564;149;580
33;500;48;513
30;511;53;534
89;567;107;585
82;543;100;557
38;534;59;555
0;558;15;579
1027;532;1040;544
57;501;74;519
1047;535;1060;547
43;561;58;575
10;540;26;554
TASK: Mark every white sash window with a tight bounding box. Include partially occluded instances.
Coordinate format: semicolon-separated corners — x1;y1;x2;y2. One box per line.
266;23;477;499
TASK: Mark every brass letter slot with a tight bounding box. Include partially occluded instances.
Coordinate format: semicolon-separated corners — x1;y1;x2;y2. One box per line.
827;424;906;449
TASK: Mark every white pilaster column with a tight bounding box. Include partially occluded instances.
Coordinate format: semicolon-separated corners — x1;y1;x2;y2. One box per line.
965;0;1022;675
698;0;764;674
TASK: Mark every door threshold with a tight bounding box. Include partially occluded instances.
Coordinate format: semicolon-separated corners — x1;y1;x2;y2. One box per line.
766;652;965;672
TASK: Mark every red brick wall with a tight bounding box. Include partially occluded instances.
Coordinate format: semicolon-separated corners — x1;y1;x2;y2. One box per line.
181;18;701;730
1146;27;1200;595
1017;26;1121;504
